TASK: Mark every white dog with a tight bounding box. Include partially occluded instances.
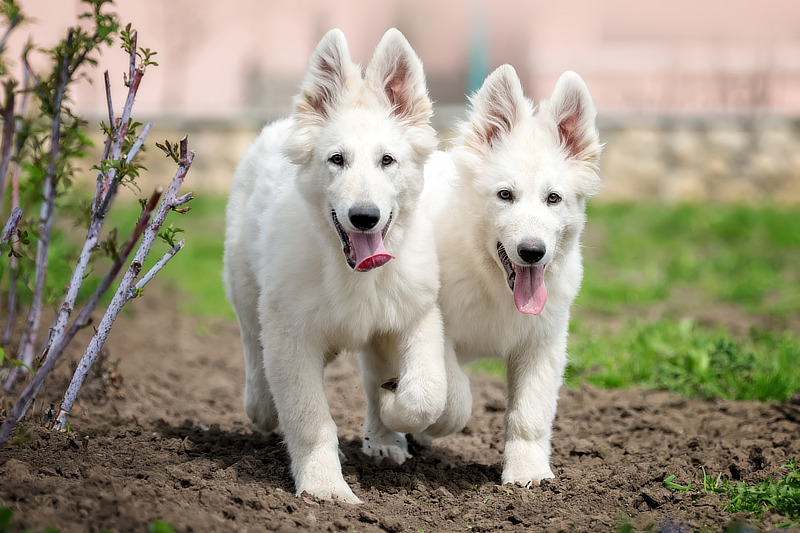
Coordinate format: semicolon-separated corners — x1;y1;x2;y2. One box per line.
223;29;447;503
421;65;602;486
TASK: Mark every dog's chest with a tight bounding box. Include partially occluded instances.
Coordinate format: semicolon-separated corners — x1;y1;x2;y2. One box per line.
306;267;435;348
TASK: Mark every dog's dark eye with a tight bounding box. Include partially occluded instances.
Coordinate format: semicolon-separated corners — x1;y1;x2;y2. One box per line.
547;192;562;205
497;189;513;202
381;154;395;166
329;153;344;166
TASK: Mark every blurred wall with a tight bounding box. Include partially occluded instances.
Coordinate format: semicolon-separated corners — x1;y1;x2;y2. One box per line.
4;0;800;201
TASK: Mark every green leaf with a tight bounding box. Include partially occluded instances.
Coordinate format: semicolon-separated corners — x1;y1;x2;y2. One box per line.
148;520;175;533
0;505;14;531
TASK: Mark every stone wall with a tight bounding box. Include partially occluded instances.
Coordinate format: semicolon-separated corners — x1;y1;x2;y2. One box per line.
86;115;800;204
598;117;800;204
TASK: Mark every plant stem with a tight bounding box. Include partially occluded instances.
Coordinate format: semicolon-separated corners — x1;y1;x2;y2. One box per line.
60;187;162;348
12;30;73;381
0;83;14;208
2;60;31;347
1;206;21;243
52;140;194;431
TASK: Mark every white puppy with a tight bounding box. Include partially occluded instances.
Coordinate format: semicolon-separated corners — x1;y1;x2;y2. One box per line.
223;29;447;503
421;65;602;486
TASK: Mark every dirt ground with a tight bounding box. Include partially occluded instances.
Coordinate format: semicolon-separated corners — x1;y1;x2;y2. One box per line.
1;285;799;533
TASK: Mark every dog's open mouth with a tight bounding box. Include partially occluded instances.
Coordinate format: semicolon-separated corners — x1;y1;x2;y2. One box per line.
497;242;547;315
332;210;394;271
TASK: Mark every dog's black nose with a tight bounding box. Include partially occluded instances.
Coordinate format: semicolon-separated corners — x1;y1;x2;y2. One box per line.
348;204;381;231
518;240;546;264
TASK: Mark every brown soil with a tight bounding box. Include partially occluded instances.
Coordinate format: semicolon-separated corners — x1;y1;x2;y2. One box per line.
1;286;799;532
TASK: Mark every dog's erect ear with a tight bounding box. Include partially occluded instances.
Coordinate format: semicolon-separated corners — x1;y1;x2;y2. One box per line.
548;71;601;164
365;28;432;126
547;71;602;197
463;64;526;150
294;29;358;123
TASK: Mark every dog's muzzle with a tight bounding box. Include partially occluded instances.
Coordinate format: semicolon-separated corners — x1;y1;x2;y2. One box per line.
332;210;394;271
497;242;548;315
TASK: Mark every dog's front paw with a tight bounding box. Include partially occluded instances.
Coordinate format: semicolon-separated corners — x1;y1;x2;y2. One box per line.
501;469;555;487
362;431;412;465
295;476;362;504
379;378;446;434
501;439;554;487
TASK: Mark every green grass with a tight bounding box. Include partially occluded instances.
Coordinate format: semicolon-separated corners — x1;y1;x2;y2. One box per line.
566;319;800;402
579;203;800;317
664;458;800;528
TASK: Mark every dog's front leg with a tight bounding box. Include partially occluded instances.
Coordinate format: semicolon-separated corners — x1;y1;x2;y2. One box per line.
359;339;412;465
264;333;361;504
378;306;447;434
501;339;567;486
415;339;472;441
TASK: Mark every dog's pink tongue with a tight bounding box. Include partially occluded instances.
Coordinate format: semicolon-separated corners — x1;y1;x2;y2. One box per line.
349;231;394;272
513;265;547;314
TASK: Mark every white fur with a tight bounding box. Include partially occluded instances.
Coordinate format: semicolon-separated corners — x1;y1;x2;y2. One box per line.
223;28;446;504
421;66;602;486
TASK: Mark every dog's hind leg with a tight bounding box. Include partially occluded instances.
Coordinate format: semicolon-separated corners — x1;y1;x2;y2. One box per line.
264;331;361;504
242;325;279;434
234;288;279;434
359;337;411;465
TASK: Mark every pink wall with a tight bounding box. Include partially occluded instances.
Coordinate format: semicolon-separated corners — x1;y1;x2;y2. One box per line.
5;0;800;119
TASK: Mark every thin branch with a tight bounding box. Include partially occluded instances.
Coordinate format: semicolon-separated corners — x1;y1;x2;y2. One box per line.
0;83;15;208
95;122;151;219
113;31;142;159
91;73;114;221
1;206;22;243
0;143;191;445
94;46;146;221
0;188;161;434
3;60;31;347
7;40;151;393
59;187;162;349
173;191;193;208
13;29;74;378
51;144;194;431
0;7;23;56
129;239;183;298
126;121;151;161
104;70;114;125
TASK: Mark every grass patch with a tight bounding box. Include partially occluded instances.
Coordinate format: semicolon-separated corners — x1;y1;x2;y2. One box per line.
579;203;800;318
664;458;800;528
471;319;800;403
566;319;800;402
